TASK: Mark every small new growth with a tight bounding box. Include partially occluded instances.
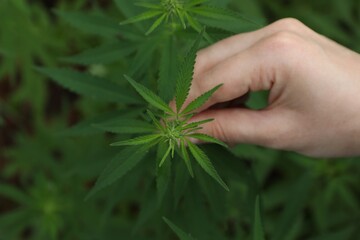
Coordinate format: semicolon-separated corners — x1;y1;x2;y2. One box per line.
112;30;229;191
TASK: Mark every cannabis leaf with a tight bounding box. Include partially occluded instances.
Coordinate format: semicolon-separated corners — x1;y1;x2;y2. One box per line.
111;134;162;146
119;0;260;35
85;144;156;200
163;217;197;240
125;75;175;114
175;28;204;112
87;30;228;199
181;84;222;115
36;68;139;104
187;140;229;191
253;196;266;240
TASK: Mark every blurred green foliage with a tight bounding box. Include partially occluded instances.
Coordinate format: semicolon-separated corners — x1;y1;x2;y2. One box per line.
1;0;360;239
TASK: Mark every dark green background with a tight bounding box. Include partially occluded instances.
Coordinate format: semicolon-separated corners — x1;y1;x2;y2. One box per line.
1;0;359;239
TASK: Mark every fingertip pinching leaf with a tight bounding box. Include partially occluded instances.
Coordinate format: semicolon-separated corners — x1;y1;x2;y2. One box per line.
187;140;229;191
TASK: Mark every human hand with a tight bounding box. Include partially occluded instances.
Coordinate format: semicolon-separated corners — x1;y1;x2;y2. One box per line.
185;18;360;158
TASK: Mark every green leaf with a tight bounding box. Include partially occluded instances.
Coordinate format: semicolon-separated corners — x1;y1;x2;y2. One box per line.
253;196;265;240
133;187;159;233
156;142;172;206
173;160;190;209
85;144;153;200
163;217;196;240
182;119;214;131
36;68;139;103
187;133;228;148
55;10;120;37
129;38;158;77
181;84;222;115
190;6;260;26
0;184;29;205
125;75;174;114
135;2;162;9
187;140;229;191
120;10;163;25
176;8;187;29
186;0;209;7
158;36;178;102
159;145;172;167
180;139;194;177
175;29;204;112
93;118;156;134
273;173;314;240
184;12;203;32
111;134;161;146
146;110;165;131
61;41;136;65
307;226;355;240
59;109;143;136
146;13;167;35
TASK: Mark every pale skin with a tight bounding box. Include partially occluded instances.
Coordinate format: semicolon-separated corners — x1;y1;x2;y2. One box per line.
183;18;360;158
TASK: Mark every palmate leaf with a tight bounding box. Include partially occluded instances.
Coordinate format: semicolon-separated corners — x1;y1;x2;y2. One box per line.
125;75;174;114
182;119;214;131
120;10;163;25
0;184;29;205
187;140;229;191
159;36;178;102
187;133;228;148
163;217;197;240
173;161;190;209
181;84;222;115
253;196;266;240
176;8;187;29
175;29;204;112
184;12;202;32
146;13;167;35
156;142;172;206
55;10;120;37
180;139;194;177
36;68;139;104
146;110;165;131
62;41;136;65
273;173;314;240
159;145;172;167
93;118;156;134
135;2;162;9
59;109;143;136
186;0;209;7
192;6;261;33
110;134;161;146
85;144;154;200
190;6;261;27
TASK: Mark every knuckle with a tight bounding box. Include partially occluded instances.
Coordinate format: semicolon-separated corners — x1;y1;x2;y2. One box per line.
258;31;303;60
263;31;300;50
271;18;306;33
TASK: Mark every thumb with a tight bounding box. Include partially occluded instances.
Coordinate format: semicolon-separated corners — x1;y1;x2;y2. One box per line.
190;108;295;150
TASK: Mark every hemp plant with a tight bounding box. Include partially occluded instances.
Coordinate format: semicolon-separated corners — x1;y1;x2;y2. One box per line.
118;30;228;190
85;30;228;201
